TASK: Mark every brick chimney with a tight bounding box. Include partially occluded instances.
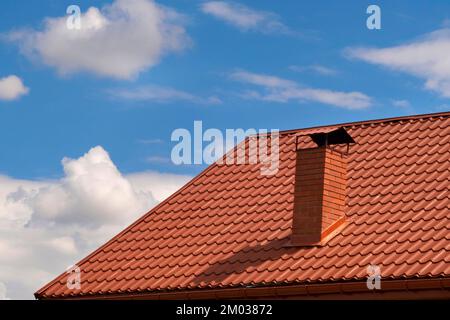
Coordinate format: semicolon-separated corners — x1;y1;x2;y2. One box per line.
290;128;353;246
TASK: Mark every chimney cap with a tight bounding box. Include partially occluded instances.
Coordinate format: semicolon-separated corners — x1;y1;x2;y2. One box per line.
309;127;354;147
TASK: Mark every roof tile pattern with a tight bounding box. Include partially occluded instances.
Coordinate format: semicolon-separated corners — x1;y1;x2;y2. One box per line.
36;113;450;298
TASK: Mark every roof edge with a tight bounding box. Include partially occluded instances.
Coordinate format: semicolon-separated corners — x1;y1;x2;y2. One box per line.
278;110;450;136
37;277;450;300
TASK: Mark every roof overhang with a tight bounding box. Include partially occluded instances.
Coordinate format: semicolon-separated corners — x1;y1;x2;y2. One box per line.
36;278;450;300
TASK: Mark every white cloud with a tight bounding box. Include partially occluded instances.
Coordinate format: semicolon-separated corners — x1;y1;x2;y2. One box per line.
0;282;8;300
392;99;411;108
289;65;338;76
26;146;154;228
0;176;42;229
347;28;450;97
231;70;296;88
0;146;191;299
201;1;291;34
5;0;190;79
0;75;29;101
231;70;372;109
47;236;78;255
110;85;222;105
127;171;191;202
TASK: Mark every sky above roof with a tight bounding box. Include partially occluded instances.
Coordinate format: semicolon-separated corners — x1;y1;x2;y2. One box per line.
1;0;450;299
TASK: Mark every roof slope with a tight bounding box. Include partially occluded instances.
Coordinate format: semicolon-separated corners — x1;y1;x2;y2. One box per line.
36;112;450;299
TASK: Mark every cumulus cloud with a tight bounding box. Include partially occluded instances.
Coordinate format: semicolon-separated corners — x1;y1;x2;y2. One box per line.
201;1;291;34
0;282;8;300
127;171;191;202
110;85;222;105
0;146;191;299
347;28;450;97
231;70;372;109
0;75;29;101
5;0;190;79
26;146;155;228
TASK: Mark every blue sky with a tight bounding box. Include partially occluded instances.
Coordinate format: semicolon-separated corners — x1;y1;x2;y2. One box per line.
1;0;450;180
1;0;450;299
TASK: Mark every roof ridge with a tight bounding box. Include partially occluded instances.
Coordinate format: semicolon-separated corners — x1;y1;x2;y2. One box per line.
278;111;450;136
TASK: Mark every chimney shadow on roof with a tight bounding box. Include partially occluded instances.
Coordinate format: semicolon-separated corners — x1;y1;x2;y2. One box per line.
192;236;298;286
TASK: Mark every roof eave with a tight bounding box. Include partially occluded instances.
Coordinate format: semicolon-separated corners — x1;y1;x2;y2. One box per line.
36;277;450;300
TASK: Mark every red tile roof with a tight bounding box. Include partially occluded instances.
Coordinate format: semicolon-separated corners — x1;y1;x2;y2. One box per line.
36;111;450;299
